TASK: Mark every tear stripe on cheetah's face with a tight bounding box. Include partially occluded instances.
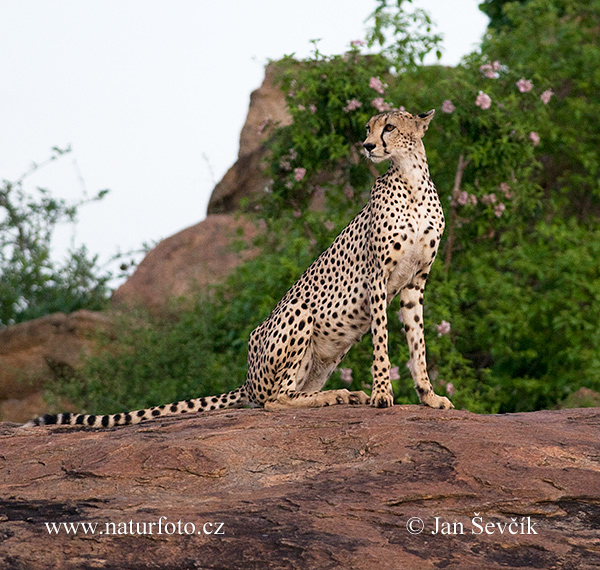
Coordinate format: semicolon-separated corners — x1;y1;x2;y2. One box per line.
363;109;434;164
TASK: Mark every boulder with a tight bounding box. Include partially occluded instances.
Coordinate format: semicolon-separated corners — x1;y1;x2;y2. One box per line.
207;62;291;214
2;405;599;569
0;310;112;422
111;214;259;312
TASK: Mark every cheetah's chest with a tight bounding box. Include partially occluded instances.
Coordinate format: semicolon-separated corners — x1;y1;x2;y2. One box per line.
384;202;443;295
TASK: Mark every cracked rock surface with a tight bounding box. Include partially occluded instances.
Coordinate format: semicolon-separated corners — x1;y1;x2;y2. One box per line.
2;406;599;569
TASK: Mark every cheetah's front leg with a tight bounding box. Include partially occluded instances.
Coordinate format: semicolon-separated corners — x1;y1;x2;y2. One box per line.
368;270;395;408
400;281;454;409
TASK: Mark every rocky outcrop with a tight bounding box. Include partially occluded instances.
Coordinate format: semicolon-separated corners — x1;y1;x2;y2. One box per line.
0;311;112;422
111;214;259;311
2;406;599;569
207;62;291;214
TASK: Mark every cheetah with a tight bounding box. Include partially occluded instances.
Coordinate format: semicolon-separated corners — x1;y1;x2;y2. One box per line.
26;108;453;428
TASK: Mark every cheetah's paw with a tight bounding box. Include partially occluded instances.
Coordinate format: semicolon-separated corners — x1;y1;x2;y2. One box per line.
332;389;370;405
347;390;371;405
422;393;454;410
370;391;394;408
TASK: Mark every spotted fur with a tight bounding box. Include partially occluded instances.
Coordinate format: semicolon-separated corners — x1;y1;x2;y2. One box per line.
26;109;453;429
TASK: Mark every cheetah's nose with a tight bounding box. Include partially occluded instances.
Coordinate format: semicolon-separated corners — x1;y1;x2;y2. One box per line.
363;142;376;152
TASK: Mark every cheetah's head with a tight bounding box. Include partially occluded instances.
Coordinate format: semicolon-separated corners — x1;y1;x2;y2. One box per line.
362;109;435;164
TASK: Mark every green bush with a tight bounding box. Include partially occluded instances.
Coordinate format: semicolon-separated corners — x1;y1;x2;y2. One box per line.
0;148;112;327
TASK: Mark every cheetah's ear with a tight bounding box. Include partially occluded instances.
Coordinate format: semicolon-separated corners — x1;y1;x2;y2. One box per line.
416;109;435;135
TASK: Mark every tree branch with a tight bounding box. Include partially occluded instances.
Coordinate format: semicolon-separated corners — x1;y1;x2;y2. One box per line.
443;153;470;273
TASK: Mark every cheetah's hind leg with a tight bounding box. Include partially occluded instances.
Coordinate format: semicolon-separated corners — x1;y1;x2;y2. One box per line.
264;389;370;411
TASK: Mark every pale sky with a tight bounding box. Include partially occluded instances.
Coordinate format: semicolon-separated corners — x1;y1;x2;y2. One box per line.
0;1;488;281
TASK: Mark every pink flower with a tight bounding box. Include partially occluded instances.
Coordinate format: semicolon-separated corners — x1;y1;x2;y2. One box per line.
289;148;298;160
324;219;335;231
479;64;496;79
437;321;451;337
481;193;497;205
309;104;317;114
454;192;476;207
344;185;354;199
494;203;506;217
294;167;306;182
442;100;456;114
397;309;403;323
529;131;540;146
457;191;469;206
455;191;477;207
351;39;365;47
516;78;533;93
339;368;353;385
475;91;492;110
280;159;291;171
371;98;391;112
499;182;513;199
540;89;554;104
369;76;385;94
492;61;501;71
390;366;400;381
344;99;363;112
446;382;455;397
292;210;302;218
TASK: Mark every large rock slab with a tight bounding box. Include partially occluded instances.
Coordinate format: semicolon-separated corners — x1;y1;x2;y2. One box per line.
2;406;599;569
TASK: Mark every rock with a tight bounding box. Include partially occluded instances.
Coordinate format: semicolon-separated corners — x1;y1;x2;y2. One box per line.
0;310;112;423
207;62;291;214
2;406;599;569
559;386;600;409
111;214;259;312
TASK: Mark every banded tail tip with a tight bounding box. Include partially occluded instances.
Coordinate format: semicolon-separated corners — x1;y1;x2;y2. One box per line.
24;413;64;427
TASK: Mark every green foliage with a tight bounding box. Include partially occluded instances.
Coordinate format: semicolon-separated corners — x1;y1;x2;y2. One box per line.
52;0;600;415
481;0;600;218
51;303;247;414
366;0;443;67
0;148;112;327
478;0;529;32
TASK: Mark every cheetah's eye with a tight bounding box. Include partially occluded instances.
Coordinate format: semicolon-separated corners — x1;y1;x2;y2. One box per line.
383;124;395;132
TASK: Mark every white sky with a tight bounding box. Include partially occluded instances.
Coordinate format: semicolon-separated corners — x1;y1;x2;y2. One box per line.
0;1;488;280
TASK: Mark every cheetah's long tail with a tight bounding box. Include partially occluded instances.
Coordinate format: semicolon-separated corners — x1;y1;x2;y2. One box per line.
24;386;249;429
